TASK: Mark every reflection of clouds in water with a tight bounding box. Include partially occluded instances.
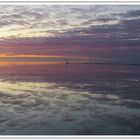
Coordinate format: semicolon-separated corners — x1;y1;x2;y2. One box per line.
0;80;140;134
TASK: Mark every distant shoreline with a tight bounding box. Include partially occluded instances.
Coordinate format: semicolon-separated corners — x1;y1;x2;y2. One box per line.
0;61;139;66
65;62;140;66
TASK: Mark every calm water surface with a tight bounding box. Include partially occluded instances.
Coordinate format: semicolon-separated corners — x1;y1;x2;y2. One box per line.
0;63;140;135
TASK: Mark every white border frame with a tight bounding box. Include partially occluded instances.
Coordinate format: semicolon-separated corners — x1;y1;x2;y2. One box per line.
0;1;139;4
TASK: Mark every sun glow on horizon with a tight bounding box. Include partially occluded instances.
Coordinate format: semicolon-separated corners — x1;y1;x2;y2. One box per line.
0;54;94;66
0;54;93;59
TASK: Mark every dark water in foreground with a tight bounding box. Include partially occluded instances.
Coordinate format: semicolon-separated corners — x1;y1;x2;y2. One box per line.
0;62;140;135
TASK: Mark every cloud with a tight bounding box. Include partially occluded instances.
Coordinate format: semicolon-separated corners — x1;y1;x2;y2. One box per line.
0;5;139;62
95;17;118;23
2;16;139;62
122;10;140;18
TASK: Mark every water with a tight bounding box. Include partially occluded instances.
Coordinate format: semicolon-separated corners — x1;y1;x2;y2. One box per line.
0;62;140;135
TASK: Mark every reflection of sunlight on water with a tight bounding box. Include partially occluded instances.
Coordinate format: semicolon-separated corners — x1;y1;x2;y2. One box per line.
0;80;54;90
0;80;140;134
0;80;56;95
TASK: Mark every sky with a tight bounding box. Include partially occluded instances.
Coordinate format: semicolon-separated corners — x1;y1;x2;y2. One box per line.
0;5;140;63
